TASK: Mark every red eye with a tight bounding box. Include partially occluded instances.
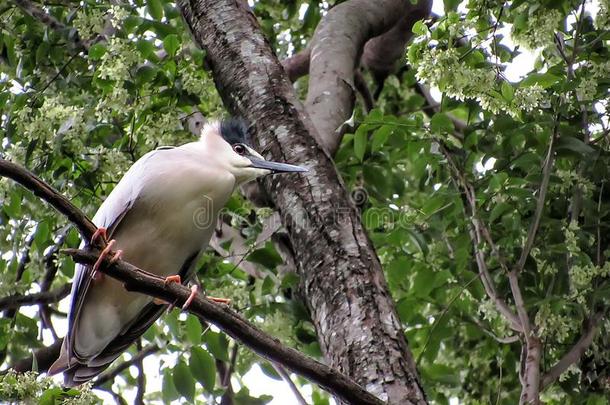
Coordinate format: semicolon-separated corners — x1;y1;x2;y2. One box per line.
233;144;246;155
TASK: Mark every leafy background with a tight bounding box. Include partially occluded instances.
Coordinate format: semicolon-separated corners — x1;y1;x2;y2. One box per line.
1;0;609;403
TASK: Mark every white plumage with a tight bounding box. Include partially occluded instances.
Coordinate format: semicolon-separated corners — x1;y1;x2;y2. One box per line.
49;119;306;385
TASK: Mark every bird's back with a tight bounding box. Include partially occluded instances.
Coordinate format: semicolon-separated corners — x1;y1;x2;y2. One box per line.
51;144;236;385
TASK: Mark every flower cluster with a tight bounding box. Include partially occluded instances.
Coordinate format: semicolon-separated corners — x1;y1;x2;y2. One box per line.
535;303;578;343
72;7;106;40
97;38;140;83
596;0;610;30
0;371;52;402
109;5;129;29
511;7;562;50
576;61;610;101
513;85;546;112
563;221;610;304
411;46;546;117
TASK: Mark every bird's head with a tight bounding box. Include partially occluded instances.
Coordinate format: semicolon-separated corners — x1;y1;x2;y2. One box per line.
201;118;307;184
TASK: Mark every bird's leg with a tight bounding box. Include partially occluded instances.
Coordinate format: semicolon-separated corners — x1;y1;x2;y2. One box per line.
164;274;182;285
182;285;199;310
91;227;108;246
91;239;117;280
207;296;231;304
181;285;231;309
153;274;183;305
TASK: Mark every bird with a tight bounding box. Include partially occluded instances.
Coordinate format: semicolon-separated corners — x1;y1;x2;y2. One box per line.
48;118;306;386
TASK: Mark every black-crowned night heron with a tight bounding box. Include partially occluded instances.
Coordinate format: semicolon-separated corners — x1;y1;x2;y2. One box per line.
48;119;306;386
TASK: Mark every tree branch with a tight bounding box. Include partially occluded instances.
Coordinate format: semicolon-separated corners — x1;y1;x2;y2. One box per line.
11;0;91;50
0;159;97;240
65;248;382;405
305;0;431;155
93;344;160;389
514;116;559;274
0;284;71;311
541;312;605;390
9;339;63;373
273;363;308;405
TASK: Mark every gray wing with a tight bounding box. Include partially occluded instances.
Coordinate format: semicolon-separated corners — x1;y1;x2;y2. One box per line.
62;250;201;386
49;149;177;383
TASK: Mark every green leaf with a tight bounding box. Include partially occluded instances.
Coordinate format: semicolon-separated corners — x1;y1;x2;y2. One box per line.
135;65;158;85
189;347;216;391
147;0;164;20
501;81;514;101
205;331;229;362
185;315;202;345
354;126;368;161
489;202;512;223
162;368;179;402
173;361;196;401
520;73;562;89
371;125;392;152
163;34;180;57
246;242;283;269
430;112;454;134
136;39;155;59
412;20;428;36
88;43;107;60
555;136;595;156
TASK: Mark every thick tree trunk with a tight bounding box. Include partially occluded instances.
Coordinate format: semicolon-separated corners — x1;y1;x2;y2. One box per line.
179;1;427;403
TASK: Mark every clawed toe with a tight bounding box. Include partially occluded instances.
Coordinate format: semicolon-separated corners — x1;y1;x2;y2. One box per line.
91;239;116;279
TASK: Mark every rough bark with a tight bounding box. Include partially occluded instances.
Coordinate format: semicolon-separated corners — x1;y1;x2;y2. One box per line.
179;1;426;403
305;0;432;155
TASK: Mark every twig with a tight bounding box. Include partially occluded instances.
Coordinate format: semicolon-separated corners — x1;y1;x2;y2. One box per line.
0;159;97;240
273;363;309;405
9;339;62;373
438;143;522;332
0;284;71;311
93;344;160;388
514;115;559;274
11;0;90;50
134;340;146;405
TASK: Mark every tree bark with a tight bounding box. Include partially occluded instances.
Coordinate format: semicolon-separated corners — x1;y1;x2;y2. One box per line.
179;1;427;403
305;0;431;155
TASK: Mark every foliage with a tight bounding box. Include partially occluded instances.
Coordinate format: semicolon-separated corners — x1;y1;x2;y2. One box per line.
0;0;609;403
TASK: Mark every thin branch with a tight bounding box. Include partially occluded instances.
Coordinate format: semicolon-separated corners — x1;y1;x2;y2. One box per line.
134;340;146;405
0;283;71;311
438;143;522;332
11;0;90;50
93;344;160;388
66;247;382;405
514;115;559;274
0;159;97;241
9;339;62;373
541;312;605;390
273;363;309;405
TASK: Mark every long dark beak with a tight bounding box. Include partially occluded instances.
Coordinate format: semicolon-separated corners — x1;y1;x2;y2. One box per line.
249;157;308;173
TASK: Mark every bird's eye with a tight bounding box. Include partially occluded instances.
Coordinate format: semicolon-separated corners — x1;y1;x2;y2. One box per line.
233;144;246;155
